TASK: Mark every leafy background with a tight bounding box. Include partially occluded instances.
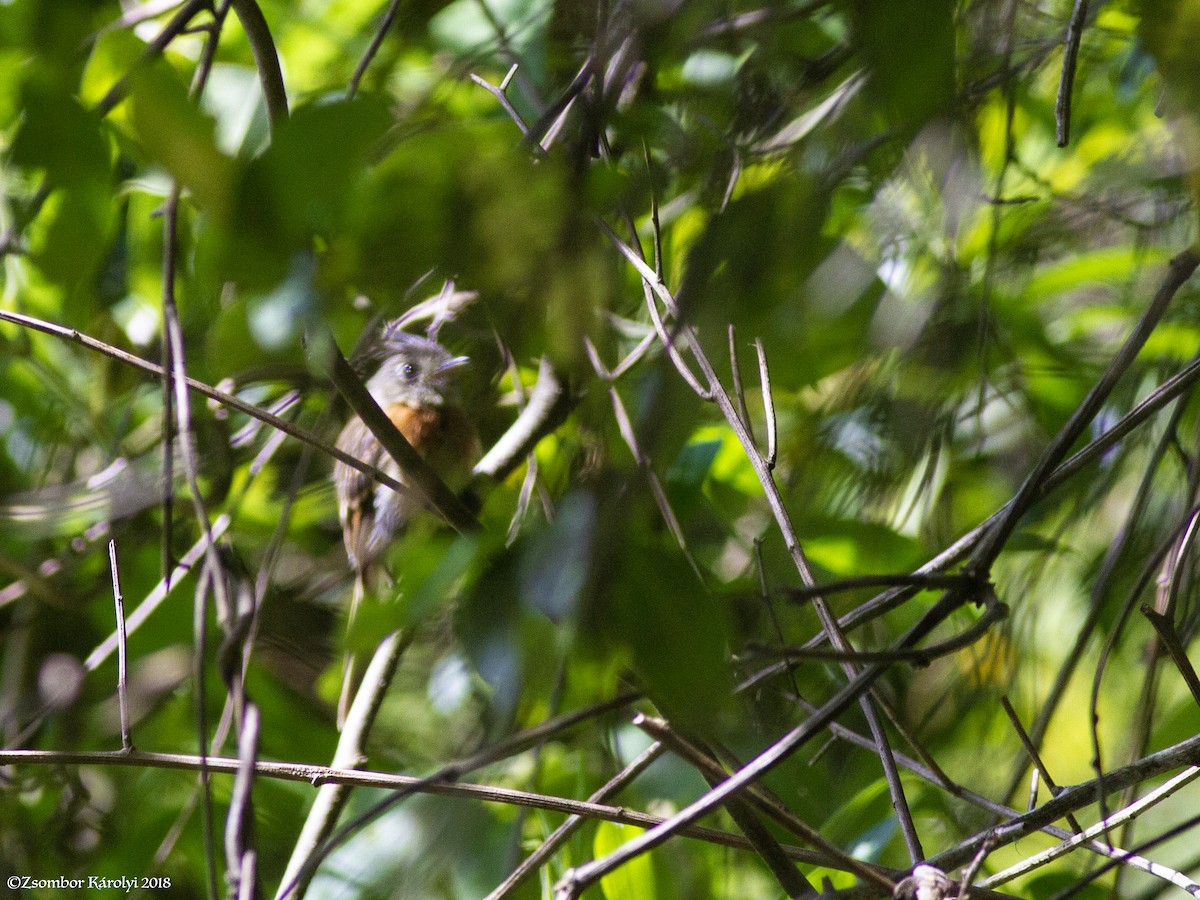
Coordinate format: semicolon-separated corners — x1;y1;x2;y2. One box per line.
3;0;1200;898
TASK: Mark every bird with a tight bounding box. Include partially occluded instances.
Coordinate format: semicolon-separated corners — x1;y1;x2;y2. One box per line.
332;325;480;726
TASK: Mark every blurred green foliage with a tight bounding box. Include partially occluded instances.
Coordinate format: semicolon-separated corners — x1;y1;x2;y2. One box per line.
2;0;1200;898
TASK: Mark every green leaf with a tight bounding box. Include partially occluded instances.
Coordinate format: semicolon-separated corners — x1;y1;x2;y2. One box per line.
667;438;721;490
520;489;595;622
594;821;657;900
127;61;237;221
11;73;111;190
79;26;144;110
611;537;734;734
1025;247;1168;302
254;93;393;234
224;93;393;288
821;777;899;860
853;0;955;130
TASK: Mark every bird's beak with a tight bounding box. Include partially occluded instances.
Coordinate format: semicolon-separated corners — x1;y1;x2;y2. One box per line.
439;355;470;374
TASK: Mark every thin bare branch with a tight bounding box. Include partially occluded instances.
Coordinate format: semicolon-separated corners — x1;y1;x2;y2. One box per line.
755;337;777;470
87;515;231;673
94;0;212;116
967;249;1200;576
764;337;1200;677
0;745;843;870
797;696;1200;894
0;309;418;507
748;594;1006;665
1141;605;1200;709
1055;0;1090;147
977;765;1200;891
604;380;695;564
279;692;645;899
999;696;1082;833
348;0;403;97
225;703;260;899
473;356;572;484
108;540;132;753
609;330;657;381
634;715;891;894
524;58;594;152
728;325;755;439
554;589;972;896
470;65;532;138
486;742;667;899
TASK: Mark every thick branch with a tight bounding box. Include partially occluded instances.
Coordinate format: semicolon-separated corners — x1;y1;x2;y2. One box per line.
323;336;480;532
229;0;288;129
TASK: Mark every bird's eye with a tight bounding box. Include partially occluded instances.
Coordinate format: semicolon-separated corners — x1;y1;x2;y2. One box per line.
401;363;418;381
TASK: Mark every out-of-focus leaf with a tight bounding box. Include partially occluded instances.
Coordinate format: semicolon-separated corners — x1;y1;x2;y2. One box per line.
347;123;595;366
430;0;546;55
1025;247;1168;302
223;93;393;288
821;778;900;862
1142;321;1200;362
685;177;823;325
798;518;922;578
20;0;107;66
11;74;111;190
246;252;319;352
22;188;115;305
684;180;882;389
1137;1;1200;219
79;26;144;110
1139;0;1200;112
1004;531;1074;554
6;98;120;310
405;529;495;626
520;489;595;622
1022;871;1108;899
255;94;393;234
610;535;733;733
127;61;237;221
200;64;269;157
668;438;721;488
0;48;28;125
756;71;866;153
680;49;745;88
595;821;657;900
852;0;955;130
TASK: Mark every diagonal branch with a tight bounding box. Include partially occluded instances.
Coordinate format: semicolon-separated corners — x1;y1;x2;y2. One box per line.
967;249;1200;576
229;0;288;129
320;333;480;532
